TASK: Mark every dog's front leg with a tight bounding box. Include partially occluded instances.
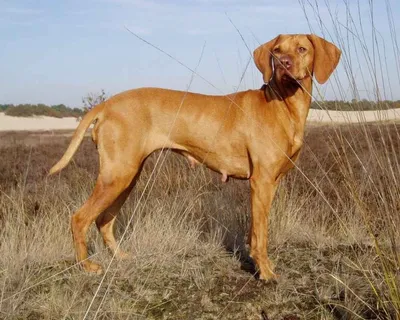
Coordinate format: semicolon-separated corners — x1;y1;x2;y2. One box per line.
249;169;278;281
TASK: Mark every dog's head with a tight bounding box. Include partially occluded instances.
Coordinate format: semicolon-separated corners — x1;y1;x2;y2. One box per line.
253;34;341;85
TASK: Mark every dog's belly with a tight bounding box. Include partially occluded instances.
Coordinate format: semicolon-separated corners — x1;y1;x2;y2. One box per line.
179;145;251;179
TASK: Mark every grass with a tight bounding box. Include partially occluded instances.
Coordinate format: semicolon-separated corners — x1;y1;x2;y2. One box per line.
0;122;399;319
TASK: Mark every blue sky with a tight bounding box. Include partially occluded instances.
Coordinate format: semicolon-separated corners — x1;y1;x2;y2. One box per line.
1;0;400;106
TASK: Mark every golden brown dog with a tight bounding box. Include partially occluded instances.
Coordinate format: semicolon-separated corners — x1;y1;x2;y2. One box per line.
49;34;340;281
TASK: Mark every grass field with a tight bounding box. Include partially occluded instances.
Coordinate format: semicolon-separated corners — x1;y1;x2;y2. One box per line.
0;121;399;319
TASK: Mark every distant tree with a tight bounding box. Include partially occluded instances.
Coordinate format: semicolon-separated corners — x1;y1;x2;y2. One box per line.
82;89;108;111
51;104;67;111
4;103;83;118
0;104;13;112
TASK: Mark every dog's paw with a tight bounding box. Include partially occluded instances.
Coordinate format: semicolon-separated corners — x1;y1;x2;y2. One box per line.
82;261;103;275
258;271;280;283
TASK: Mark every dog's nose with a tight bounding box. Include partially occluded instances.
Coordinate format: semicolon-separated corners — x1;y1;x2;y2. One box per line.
279;56;292;69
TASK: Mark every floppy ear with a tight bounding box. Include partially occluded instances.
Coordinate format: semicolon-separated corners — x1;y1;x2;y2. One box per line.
307;34;341;84
253;35;280;83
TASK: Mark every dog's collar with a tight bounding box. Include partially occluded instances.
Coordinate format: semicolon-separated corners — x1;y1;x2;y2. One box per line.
263;82;284;101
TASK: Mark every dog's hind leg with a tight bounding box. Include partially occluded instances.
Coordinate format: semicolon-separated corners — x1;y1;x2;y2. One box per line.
69;114;151;274
95;182;135;260
70;164;140;274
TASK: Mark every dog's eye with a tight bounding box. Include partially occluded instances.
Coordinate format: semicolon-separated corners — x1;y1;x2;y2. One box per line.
272;47;280;54
298;47;307;54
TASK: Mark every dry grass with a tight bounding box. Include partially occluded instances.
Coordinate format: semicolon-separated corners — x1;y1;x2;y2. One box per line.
0;122;399;319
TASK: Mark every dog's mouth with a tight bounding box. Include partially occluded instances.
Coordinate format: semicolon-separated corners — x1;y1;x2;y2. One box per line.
282;73;295;81
276;67;303;83
281;72;304;84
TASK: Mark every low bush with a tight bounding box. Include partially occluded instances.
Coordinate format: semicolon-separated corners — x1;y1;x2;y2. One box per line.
2;104;84;118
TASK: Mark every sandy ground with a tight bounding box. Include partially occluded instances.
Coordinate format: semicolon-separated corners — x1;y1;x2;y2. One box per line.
0;113;80;131
1;109;400;131
308;108;400;123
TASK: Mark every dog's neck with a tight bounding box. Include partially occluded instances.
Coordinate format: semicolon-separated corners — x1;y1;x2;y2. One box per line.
264;76;313;129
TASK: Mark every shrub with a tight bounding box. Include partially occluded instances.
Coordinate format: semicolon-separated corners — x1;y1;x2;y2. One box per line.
4;104;83;118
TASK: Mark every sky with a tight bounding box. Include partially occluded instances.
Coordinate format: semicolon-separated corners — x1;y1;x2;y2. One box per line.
1;0;400;107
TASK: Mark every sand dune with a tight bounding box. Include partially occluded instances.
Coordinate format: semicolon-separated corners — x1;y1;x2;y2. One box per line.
1;109;399;132
307;108;400;123
0;113;80;131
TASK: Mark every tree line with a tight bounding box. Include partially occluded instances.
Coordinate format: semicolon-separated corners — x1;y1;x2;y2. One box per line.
311;99;400;111
1;97;400;118
0;90;108;118
0;103;84;118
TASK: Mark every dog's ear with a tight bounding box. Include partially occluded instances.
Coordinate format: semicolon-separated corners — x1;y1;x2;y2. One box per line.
307;34;341;84
253;35;280;83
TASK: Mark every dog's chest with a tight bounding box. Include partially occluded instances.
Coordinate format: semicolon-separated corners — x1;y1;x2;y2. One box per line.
290;133;303;157
277;129;304;177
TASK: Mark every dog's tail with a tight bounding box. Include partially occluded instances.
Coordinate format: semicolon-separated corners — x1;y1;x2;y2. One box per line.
48;103;104;175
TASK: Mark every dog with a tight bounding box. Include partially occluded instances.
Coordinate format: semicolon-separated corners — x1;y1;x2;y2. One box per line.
49;34;341;281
